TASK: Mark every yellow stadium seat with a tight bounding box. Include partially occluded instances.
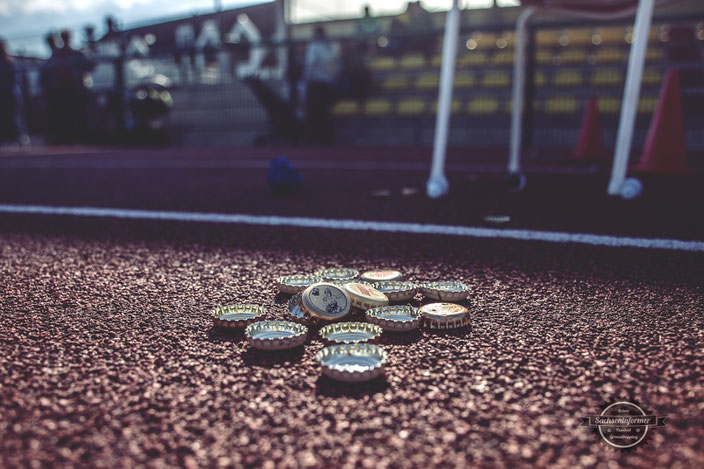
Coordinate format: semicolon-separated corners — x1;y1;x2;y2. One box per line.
430;99;461;114
638;96;658;114
468;32;498;50
454;72;475;88
597;97;621;114
397;99;426;115
544;97;579;113
642;69;662;85
430;55;443;67
552;70;583;87
593;47;626;63
536;30;560;47
559;49;588;64
505;99;537;113
381;75;410;90
597;27;628;44
467;97;500;114
646;48;663;61
364;99;392;115
492;50;514;66
534;71;546;87
332;100;359;116
415;73;439;90
536;50;553;65
481;72;510;88
369;56;396;71
591;70;623;86
496;32;514;49
399;54;426;69
566;28;593;46
458;51;488;67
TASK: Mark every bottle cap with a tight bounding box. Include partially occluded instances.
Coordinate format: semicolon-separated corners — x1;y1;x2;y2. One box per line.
211;304;266;329
300;282;352;321
366;305;422;332
360;269;403;282
316;343;387;382
420;281;470;302
342;282;389;310
372;281;418;302
319;322;383;345
315;268;359;282
420;302;470;329
277;274;322;294
245;320;308;350
286;292;317;325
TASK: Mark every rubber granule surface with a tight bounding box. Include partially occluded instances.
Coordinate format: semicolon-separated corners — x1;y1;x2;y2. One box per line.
0;217;703;468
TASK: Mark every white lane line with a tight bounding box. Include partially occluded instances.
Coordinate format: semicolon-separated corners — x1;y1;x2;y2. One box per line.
0;204;701;252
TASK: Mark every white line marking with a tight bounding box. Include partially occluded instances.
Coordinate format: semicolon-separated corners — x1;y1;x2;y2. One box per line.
0;204;702;252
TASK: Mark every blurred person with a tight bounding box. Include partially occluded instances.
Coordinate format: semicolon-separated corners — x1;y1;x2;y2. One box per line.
54;29;93;143
303;26;337;145
388;1;434;56
337;41;371;102
0;38;24;147
40;33;60;143
358;5;381;55
286;42;305;117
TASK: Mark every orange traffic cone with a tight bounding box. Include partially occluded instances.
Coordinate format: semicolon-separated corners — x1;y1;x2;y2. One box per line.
573;97;607;162
633;69;688;173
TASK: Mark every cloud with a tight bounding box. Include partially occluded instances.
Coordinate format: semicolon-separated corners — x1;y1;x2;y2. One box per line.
0;0;152;17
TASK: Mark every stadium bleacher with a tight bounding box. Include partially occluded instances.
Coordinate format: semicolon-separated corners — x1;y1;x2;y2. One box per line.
331;18;702;150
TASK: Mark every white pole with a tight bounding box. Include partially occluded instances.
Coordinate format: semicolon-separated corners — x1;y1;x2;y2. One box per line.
607;0;655;195
508;7;536;176
427;0;461;199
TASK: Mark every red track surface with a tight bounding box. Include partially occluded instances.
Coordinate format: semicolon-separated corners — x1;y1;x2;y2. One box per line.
0;147;703;468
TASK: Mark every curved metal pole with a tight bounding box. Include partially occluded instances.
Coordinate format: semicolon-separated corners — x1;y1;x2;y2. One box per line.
607;0;656;195
427;0;461;199
508;6;537;176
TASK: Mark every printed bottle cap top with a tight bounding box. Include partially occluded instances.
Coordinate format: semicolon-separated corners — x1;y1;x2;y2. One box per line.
300;282;352;321
342;282;389;310
420;302;470;329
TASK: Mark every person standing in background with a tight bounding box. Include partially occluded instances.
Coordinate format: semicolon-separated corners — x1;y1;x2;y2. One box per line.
303;26;337;145
40;33;60;143
54;29;93;144
0;39;24;148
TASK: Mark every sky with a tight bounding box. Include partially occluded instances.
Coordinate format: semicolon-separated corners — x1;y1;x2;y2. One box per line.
0;0;519;57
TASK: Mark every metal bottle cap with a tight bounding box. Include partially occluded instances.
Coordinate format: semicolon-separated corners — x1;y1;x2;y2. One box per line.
372;281;418;302
300;282;352;321
245;320;308;351
211;304;266;329
420;281;470;302
366;305;422;332
277;274;322;294
360;269;403;282
286;292;317;325
315;268;359;282
316;343;387;382
420;302;470;329
342;282;389;310
319;322;383;345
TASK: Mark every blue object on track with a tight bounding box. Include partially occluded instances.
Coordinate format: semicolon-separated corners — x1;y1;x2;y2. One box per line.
268;157;303;196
